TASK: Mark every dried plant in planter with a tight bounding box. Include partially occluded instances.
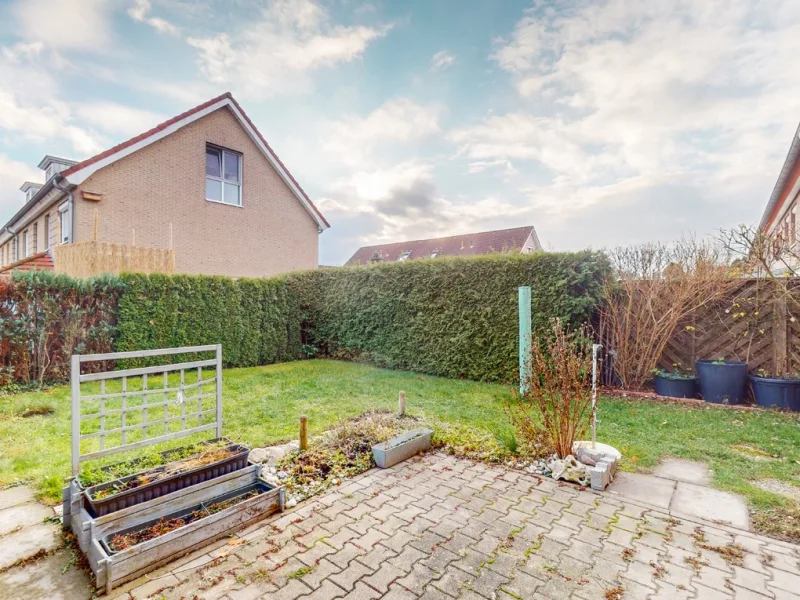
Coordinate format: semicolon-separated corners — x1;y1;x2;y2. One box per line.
509;318;592;459
599;238;737;390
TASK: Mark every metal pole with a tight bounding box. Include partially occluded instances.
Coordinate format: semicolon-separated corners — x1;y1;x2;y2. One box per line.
519;286;532;395
592;343;602;449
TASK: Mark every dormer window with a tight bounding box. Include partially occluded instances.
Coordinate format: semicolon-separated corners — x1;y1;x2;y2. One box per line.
38;156;78;182
205;145;242;206
397;251;411;261
20;182;42;202
430;250;439;258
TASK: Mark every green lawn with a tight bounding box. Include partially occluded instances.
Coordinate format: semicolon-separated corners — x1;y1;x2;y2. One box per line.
2;359;799;537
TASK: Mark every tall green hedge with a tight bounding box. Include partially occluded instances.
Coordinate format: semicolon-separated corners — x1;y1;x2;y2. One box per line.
115;273;302;367
1;251;609;386
293;251;609;382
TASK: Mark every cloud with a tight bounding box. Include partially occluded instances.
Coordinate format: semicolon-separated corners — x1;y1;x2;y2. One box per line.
127;0;180;36
186;0;390;98
12;0;113;51
458;0;800;226
75;102;166;137
430;50;456;71
321;98;440;166
0;154;42;225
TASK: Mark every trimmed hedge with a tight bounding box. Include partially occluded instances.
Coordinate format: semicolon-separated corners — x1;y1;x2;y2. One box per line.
0;271;124;386
115;273;302;367
293;251;609;382
1;251;609;386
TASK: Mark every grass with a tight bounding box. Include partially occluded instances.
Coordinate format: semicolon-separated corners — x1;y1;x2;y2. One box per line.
1;359;800;540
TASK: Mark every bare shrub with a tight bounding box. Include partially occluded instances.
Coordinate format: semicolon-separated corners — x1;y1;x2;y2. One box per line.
599;238;737;390
509;318;592;459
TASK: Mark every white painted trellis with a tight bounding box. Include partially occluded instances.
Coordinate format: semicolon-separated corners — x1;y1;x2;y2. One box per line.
71;345;223;476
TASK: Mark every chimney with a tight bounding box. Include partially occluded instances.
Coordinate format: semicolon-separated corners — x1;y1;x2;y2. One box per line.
37;155;78;182
20;181;42;203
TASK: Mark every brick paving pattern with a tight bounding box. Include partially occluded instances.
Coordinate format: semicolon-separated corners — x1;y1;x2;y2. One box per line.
109;453;800;600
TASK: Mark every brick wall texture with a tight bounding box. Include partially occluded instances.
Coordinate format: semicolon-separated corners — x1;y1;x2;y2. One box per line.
71;106;320;278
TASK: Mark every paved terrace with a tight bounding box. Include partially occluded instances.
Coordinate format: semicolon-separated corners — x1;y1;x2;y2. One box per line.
2;453;799;599
94;453;800;600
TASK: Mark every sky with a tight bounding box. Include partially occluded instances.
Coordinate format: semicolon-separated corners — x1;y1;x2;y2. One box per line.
0;0;798;265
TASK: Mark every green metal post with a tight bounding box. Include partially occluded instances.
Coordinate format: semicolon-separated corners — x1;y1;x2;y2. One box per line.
519;286;531;395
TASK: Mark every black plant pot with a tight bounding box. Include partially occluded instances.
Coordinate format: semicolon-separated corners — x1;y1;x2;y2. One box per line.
695;360;747;405
654;374;697;399
750;376;800;411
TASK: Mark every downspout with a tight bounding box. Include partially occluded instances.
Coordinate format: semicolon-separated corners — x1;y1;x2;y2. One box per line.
53;176;74;245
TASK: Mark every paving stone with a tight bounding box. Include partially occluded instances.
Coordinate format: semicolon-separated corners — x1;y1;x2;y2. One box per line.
653;459;712;485
344;581;382;599
670;482;750;530
607;472;675;510
0;502;54;537
693;582;734;599
0;523;61;570
768;567;800;594
0;548;89;600
362;563;407;593
0;486;36;510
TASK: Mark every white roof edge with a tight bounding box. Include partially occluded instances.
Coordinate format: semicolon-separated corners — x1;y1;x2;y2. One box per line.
64;97;329;231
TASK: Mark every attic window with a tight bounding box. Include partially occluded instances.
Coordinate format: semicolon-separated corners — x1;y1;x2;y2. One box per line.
205;145;242;206
430;250;439;258
397;251;411;262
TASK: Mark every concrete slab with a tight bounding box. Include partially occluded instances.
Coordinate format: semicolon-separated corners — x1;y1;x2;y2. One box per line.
670;482;750;530
0;523;61;571
606;471;675;509
0;486;35;511
0;503;54;537
653;459;711;486
0;548;90;600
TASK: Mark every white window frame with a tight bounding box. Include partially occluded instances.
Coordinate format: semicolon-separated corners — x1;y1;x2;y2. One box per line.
397;251;411;262
22;229;29;258
59;201;71;244
205;145;243;207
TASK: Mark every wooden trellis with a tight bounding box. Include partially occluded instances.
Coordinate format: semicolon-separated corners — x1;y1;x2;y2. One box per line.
71;345;222;476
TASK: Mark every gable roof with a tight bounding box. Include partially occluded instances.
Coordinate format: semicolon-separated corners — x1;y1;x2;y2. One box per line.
760;122;800;232
345;226;539;266
0;251;54;278
1;92;329;237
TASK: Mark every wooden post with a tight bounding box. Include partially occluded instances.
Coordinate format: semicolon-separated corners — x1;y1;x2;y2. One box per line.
519;286;532;394
299;415;308;451
398;391;406;417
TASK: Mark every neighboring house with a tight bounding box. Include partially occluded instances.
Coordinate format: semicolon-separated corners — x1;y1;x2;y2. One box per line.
0;92;329;279
345;226;541;266
759;123;800;268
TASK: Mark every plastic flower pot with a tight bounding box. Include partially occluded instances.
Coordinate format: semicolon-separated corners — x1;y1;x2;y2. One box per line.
654;374;697;399
749;375;800;411
695;360;747;405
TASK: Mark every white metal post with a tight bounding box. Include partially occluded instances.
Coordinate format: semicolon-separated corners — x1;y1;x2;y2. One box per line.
71;354;81;476
591;344;601;449
215;344;223;438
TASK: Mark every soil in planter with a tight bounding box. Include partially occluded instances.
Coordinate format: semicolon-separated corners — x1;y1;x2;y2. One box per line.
107;489;261;551
79;439;234;489
90;443;239;500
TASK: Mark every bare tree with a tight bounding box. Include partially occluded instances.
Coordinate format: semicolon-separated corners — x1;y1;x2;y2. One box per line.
600;238;737;390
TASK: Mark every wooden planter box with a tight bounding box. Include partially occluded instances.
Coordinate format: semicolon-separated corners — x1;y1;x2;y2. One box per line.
372;428;433;468
84;440;249;517
80;466;283;593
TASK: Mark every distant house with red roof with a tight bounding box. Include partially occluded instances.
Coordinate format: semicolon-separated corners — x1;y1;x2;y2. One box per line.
0;93;329;279
344;226;541;266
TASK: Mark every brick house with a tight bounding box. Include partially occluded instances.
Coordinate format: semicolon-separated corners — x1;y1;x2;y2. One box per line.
0;93;330;279
760;123;800;270
344;226;541;266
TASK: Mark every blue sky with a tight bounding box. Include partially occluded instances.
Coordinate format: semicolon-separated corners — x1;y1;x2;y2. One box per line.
0;0;798;265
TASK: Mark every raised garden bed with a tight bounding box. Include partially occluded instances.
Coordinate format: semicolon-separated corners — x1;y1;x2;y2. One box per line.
102;482;269;554
372;428;432;468
83;439;249;517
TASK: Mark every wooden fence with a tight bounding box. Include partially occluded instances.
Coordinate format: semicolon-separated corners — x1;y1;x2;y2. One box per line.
598;277;800;384
53;241;175;278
